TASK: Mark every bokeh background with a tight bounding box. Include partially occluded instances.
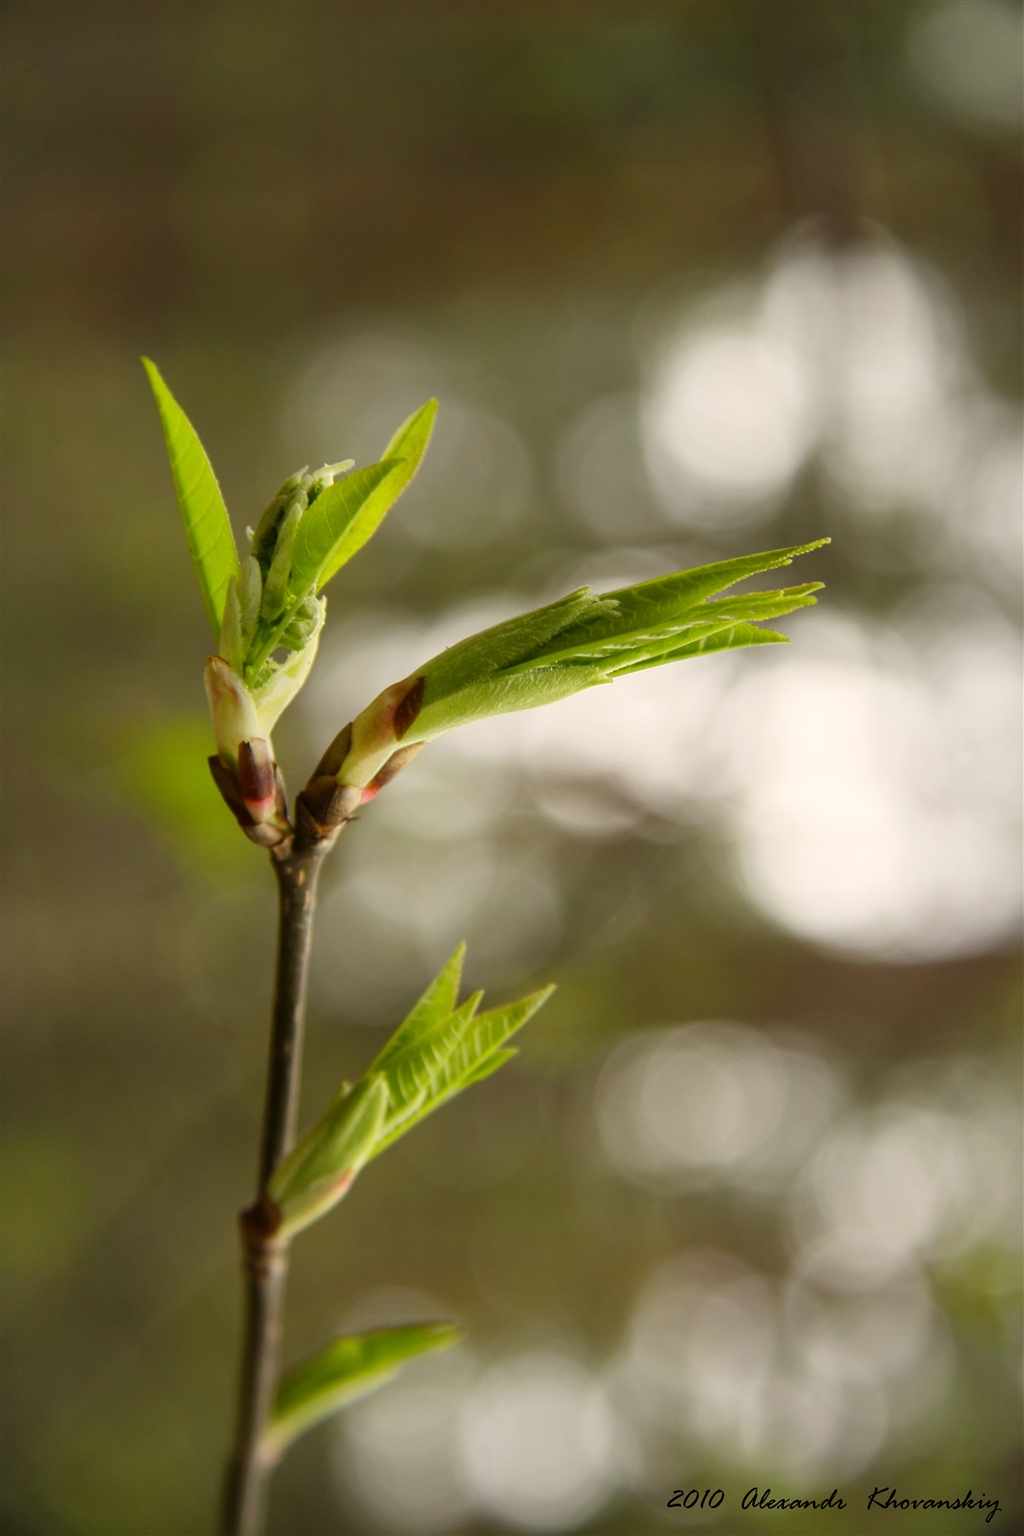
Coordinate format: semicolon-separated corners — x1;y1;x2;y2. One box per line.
3;4;1022;1534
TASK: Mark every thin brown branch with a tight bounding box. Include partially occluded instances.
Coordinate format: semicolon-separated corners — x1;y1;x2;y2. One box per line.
221;820;335;1536
219;741;398;1535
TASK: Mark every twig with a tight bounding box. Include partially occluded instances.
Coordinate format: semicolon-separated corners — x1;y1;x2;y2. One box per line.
222;800;344;1536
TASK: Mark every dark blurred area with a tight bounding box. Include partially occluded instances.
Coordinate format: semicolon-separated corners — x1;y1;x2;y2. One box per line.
3;5;1021;1534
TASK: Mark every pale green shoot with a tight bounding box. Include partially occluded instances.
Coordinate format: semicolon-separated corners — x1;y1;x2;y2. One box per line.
265;947;554;1237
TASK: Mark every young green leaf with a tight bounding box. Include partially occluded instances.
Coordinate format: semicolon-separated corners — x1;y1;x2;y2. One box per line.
238;555;262;648
142;358;239;637
252;609;325;737
264;1323;461;1462
526;541;829;664
286;459;405;601
265;948;554;1236
337;539;829;787
359;948;553;1157
369;986;554;1157
368;991;485;1149
287;399;439;601
218;577;246;674
372;942;467;1063
261;501;304;621
415;587;614;703
609;619;789;676
504;580;824;673
314;398;439;590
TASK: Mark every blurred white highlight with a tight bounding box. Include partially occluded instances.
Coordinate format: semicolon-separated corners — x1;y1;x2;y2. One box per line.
643;323;816;523
459;1353;618;1531
620;1252;889;1482
338;1347;619;1532
556;392;661;540
596;1023;845;1192
336;1345;476;1532
633;239;1022;573
791;1063;1023;1290
727;610;1023;959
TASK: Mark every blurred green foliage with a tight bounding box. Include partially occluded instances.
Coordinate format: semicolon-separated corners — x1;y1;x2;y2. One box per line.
116;717;257;882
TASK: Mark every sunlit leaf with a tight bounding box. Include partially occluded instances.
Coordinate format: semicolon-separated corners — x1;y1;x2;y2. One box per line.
526;540;829;666
370;942;467;1067
410;587;611;703
287;399;439;601
286;460;402;601
373;994;484;1130
268;950;555;1230
506;579;823;672
142;359;239;636
252;604;325;736
314;399;439;589
338;540;829;786
265;1323;460;1461
610;619;789;676
370;986;553;1157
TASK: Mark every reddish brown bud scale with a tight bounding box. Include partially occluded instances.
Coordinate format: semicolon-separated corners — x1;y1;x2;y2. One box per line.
238;738;277;823
360;742;426;802
294;777;363;848
208;754;292;849
209;755;254;824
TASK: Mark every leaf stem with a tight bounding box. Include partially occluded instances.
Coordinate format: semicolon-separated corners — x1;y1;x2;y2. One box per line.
222;839;330;1536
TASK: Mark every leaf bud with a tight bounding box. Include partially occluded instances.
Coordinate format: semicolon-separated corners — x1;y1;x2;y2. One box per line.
238;738;278;824
251;469;307;568
279;595;323;651
208;754;289;847
268;1074;390;1238
337;677;426;789
204;655;261;772
304;460;354;504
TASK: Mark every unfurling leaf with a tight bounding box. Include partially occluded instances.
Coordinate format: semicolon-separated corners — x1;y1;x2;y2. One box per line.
264;1323;461;1461
261;502;303;621
337;540;829;787
267;947;554;1236
238;556;263;649
143;359;239;637
366;946;554;1157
